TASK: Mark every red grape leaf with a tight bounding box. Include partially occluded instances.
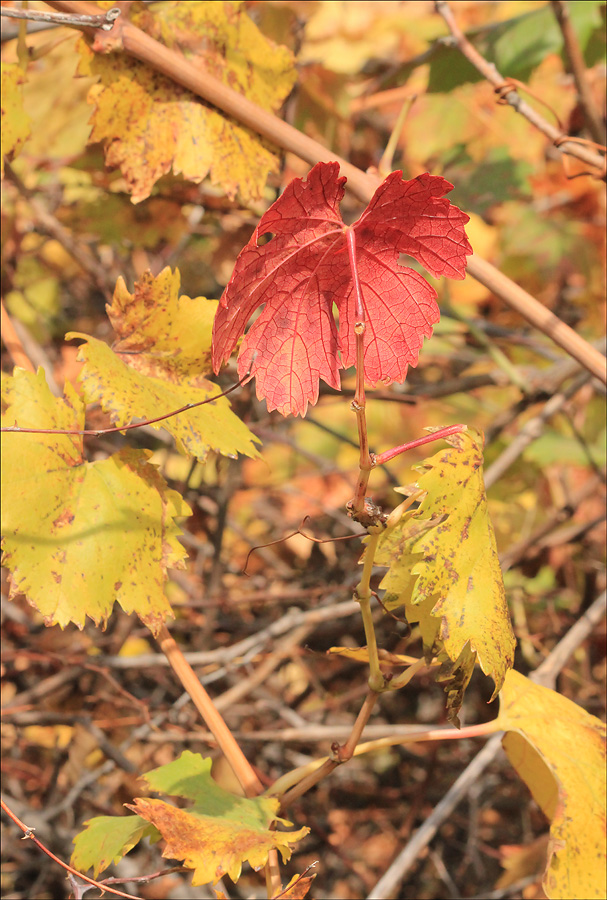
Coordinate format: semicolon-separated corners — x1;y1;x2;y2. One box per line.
212;162;471;416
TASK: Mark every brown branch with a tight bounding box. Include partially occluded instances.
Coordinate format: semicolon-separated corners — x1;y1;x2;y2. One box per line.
155;624;262;797
0;5;119;30
44;0;607;385
434;0;606;174
153;625;283;894
550;0;606;146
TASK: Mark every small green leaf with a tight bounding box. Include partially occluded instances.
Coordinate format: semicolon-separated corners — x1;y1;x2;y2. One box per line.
124;751;308;886
71;815;160;879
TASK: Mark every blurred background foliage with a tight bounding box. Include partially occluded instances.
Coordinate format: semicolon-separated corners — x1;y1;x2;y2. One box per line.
1;2;605;899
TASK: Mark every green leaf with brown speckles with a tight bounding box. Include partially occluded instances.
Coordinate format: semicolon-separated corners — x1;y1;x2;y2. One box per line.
374;427;515;722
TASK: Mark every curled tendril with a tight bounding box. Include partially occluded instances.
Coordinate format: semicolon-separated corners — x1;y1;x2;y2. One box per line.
243;516;364;575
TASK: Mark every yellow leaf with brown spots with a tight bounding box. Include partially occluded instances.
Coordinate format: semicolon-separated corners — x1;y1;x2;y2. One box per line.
76;1;296;204
1;369;190;634
66;268;259;462
374;427;515;723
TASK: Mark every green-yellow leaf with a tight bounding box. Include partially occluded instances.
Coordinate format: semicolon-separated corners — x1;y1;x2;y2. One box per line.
1;62;31;174
67;268;260;462
1;369;191;634
77;1;296;204
71;815;160;879
124;751;309;886
374;428;515;720
497;670;606;900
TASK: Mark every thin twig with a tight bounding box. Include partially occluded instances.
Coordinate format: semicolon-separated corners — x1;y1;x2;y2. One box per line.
44;0;607;384
0;798;139;900
96;599;361;669
434;0;606;175
550;1;606;145
484;371;590;488
0;5;120;31
0;374;249;436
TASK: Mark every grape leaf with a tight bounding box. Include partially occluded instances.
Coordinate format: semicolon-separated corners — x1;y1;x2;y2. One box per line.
1;369;190;634
212;161;471;417
123;751;308;886
374;427;515;723
77;1;296;204
67;268;260;462
1;62;31;174
497;670;607;900
71;815;160;879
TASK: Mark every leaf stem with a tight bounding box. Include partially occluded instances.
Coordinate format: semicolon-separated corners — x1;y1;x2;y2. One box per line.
388;656;427;690
373;424;467;466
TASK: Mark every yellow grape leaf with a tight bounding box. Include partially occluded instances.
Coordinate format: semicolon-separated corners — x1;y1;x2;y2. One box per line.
77;1;296;204
497;670;607;900
1;369;190;634
67;268;260;462
1;63;31;174
125;751;309;886
374;428;515;721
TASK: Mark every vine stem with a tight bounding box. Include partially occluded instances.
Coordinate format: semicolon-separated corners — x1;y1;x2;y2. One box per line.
271;720;499;805
277;689;380;810
0;797;140;900
355;530;384;691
